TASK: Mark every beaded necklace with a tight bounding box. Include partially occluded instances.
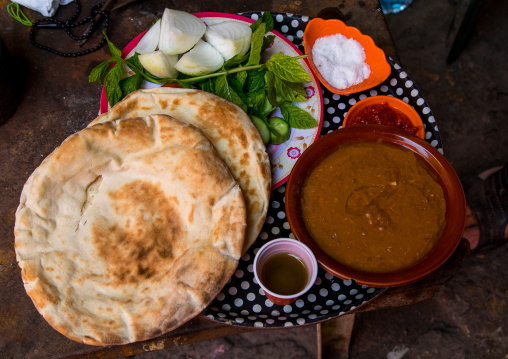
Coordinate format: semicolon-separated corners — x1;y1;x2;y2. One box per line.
7;1;109;57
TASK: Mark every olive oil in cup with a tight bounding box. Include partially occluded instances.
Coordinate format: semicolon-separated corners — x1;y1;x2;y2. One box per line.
254;238;318;305
260;253;308;295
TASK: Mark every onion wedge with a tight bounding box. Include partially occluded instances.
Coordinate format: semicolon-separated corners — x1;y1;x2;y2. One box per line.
159;9;206;55
174;40;224;76
124;20;161;60
133;19;161;54
138;50;179;78
204;21;252;60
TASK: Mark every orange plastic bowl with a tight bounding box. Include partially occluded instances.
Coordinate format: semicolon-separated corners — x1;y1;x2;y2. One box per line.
303;18;391;95
285;125;466;287
343;95;425;139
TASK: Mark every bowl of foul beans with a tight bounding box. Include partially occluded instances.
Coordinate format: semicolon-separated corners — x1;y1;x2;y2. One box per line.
285;125;466;287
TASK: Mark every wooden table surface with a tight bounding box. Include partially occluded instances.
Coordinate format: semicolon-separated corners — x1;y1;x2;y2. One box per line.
0;1;469;358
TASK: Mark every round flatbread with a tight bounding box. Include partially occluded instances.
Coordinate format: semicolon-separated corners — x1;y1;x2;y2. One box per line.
14;115;246;345
91;88;271;254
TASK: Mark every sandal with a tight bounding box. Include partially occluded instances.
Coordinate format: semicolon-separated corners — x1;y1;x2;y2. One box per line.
462;164;508;251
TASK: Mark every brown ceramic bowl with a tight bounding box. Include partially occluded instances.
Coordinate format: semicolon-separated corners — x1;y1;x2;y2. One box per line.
285;125;466;287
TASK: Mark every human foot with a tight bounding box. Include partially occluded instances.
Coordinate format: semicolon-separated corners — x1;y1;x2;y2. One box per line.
462;165;508;250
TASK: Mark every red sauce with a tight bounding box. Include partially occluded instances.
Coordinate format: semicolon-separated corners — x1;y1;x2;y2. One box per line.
350;102;419;135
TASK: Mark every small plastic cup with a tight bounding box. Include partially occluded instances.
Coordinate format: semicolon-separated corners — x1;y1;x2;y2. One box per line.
254;238;318;305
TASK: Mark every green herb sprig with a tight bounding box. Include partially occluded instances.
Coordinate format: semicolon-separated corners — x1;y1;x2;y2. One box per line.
89;12;318;144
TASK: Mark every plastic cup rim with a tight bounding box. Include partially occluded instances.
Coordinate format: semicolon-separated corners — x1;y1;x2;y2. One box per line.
253;237;318;299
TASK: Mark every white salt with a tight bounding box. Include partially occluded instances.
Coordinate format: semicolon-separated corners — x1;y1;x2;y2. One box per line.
312;34;371;90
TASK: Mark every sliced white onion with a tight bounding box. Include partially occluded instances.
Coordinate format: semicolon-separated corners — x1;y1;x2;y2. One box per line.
138;50;179;78
174;40;224;76
159;9;206;55
204;21;252;60
133;19;161;54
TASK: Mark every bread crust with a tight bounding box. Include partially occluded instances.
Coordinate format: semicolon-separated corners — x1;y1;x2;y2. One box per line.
14;115;246;345
90;88;271;253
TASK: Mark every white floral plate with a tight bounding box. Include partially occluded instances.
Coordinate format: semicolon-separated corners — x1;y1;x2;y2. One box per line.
100;12;324;189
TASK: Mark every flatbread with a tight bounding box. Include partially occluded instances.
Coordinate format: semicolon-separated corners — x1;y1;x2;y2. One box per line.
14;115;246;345
90;88;271;253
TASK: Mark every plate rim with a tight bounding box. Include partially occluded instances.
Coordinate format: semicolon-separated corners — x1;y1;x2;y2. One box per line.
96;11;442;330
199;285;388;329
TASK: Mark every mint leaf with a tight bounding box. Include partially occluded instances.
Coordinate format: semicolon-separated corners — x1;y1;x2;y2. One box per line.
237;70;248;87
223;53;249;70
214;75;247;112
251;12;274;33
264;71;278;107
261;96;275;115
245;68;266;93
104;31;122;59
199;79;215;93
89;60;111;84
274;76;307;103
250;14;263;33
247;23;265;66
261;34;275;54
104;63;124;106
279;102;318;129
266;53;311;83
261;12;274;32
126;53;143;71
228;77;250;105
246;88;266;112
119;74;142;99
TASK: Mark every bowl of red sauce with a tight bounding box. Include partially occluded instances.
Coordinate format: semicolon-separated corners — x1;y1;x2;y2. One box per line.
285;125;466;287
343;96;425;139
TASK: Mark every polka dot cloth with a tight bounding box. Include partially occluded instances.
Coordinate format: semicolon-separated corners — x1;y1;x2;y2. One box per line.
203;12;442;328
